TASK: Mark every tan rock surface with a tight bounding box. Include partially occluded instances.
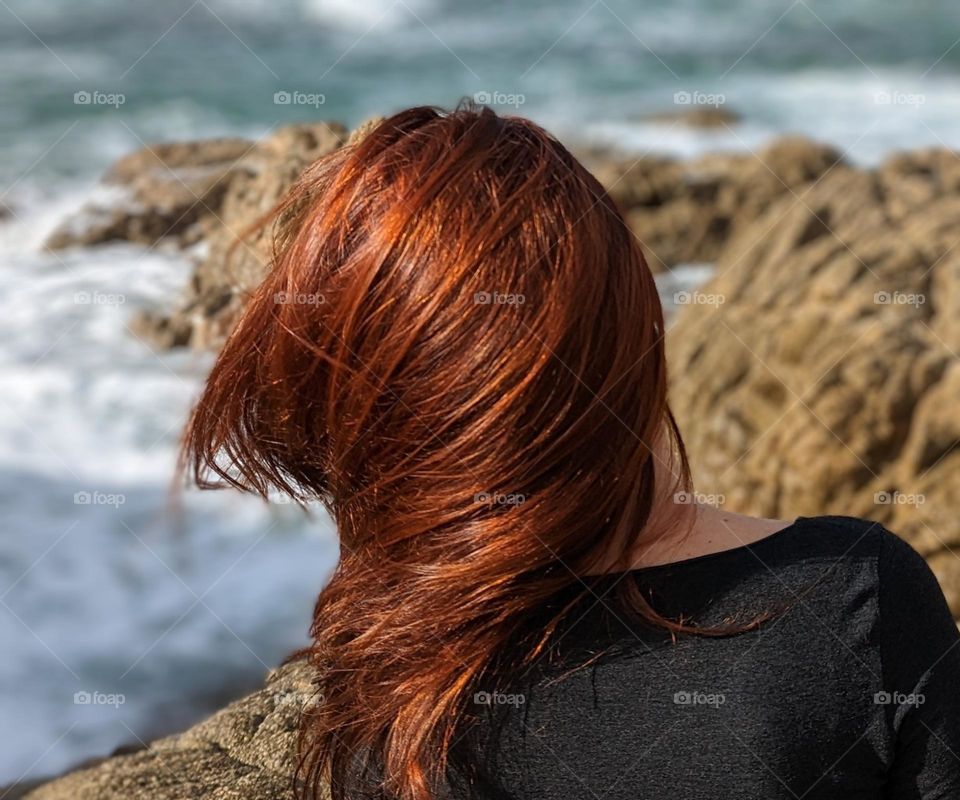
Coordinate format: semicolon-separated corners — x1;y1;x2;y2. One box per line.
45;138;257;251
131;122;348;348
48;122;348;348
22;660;316;800
667;155;960;612
642;106;743;129
586;137;843;272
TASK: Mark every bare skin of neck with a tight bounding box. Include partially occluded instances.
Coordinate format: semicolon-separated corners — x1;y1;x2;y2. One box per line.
596;439;795;573
625;502;796;570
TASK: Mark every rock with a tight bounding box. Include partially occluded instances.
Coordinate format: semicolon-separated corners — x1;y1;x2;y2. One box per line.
23;659;316;800
47;121;841;342
585;137;844;272
45;138;257;250
45;121;348;348
643;106;742;128
666;154;960;614
129;122;348;349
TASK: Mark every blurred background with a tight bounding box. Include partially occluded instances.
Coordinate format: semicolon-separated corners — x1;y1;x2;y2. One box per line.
3;0;960;788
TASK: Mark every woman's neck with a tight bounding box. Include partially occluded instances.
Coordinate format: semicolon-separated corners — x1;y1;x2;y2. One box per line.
625;502;796;571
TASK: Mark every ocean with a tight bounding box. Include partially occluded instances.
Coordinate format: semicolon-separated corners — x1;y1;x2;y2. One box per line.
2;0;960;784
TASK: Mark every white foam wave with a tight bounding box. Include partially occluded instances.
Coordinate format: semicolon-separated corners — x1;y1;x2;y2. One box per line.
0;217;337;783
301;0;437;31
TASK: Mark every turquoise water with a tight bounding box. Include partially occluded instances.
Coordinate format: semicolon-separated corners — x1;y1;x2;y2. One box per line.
5;0;960;188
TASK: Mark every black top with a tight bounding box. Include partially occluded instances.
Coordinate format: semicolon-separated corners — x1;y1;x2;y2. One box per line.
455;516;960;799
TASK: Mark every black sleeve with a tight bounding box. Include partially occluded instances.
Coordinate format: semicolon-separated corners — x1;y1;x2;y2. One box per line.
879;529;960;799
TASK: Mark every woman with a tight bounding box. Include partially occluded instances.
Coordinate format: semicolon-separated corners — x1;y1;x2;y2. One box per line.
182;105;960;799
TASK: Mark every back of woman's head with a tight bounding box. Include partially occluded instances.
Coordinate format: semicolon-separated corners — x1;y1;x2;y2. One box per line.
183;104;688;799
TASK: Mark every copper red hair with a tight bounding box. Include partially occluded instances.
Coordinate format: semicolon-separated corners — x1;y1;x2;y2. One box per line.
182;104;691;800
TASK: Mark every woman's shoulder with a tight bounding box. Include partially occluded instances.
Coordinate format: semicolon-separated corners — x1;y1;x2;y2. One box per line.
785;515;954;633
673;514;943;627
769;515;935;590
781;514;910;565
809;516;960;711
790;514;936;571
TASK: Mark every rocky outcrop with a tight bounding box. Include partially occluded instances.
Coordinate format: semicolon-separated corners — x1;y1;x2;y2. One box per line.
48;117;839;347
642;106;742;128
22;660;315;800
49;122;350;348
667;149;960;613
582;137;842;272
138;122;354;348
45;138;258;251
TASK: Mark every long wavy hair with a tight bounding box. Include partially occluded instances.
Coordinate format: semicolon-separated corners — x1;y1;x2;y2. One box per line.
182;104;693;800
